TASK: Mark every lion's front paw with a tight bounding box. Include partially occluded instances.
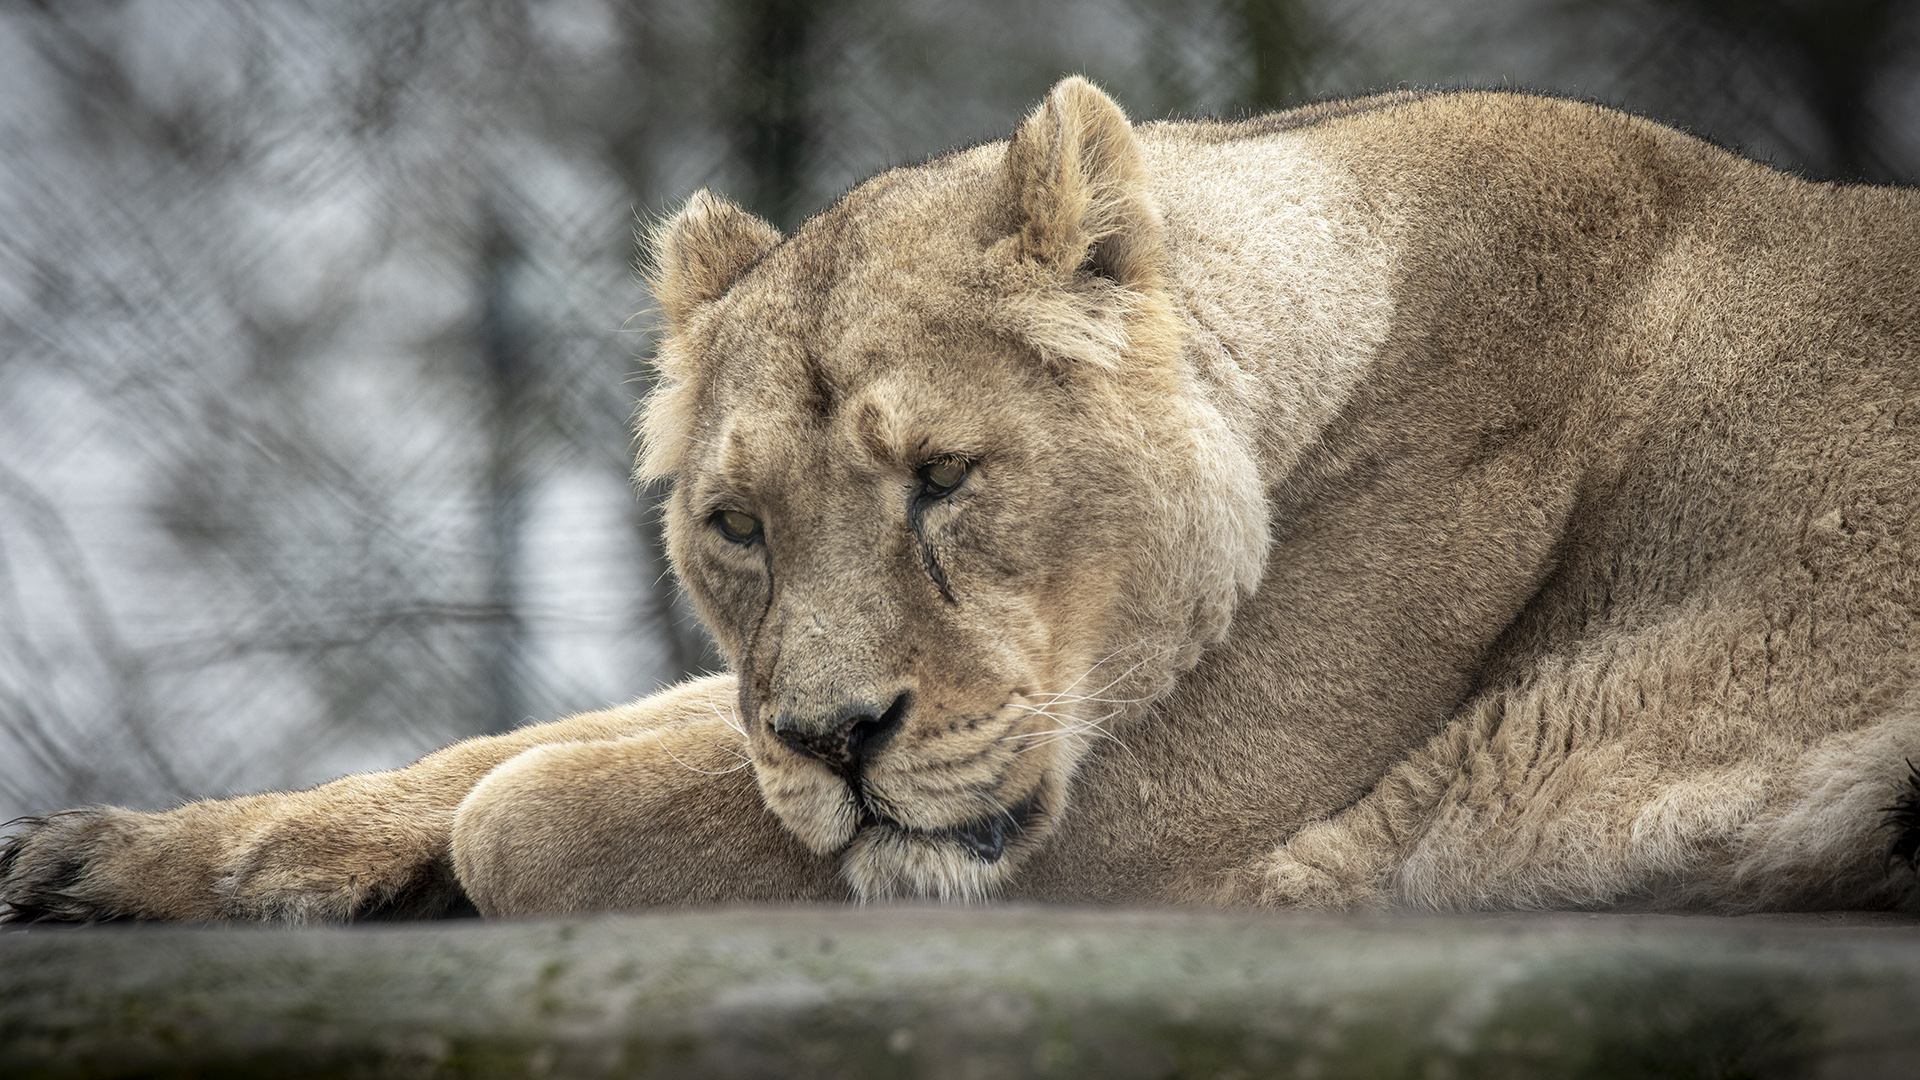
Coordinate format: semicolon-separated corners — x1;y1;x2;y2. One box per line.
1248;847;1392;911
5;791;469;925
0;810;143;923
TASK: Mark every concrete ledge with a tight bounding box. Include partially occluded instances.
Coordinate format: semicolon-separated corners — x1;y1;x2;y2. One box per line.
4;907;1919;1078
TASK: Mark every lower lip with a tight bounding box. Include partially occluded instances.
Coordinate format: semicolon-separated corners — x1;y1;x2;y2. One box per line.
868;793;1043;865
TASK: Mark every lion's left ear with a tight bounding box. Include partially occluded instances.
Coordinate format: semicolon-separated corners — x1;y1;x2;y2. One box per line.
1001;76;1163;287
645;190;782;329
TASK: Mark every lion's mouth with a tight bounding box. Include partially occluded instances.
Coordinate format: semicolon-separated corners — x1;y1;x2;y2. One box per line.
856;792;1042;864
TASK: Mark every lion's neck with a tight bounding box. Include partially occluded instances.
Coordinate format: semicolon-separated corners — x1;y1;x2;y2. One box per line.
1146;133;1401;489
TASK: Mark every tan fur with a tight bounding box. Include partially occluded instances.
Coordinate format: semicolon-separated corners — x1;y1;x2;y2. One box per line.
4;79;1917;922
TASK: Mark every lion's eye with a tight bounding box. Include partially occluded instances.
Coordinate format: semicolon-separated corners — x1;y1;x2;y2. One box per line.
713;509;762;543
920;457;968;496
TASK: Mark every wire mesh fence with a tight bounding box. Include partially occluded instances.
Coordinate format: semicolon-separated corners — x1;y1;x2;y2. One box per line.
1;0;1914;819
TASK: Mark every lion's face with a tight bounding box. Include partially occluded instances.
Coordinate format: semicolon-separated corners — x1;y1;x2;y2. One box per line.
639;81;1267;898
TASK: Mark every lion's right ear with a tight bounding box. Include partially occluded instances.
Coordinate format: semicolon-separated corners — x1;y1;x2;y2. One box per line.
644;191;782;329
989;78;1174;373
1000;76;1162;287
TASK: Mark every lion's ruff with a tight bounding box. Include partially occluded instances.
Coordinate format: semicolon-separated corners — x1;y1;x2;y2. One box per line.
2;79;1917;923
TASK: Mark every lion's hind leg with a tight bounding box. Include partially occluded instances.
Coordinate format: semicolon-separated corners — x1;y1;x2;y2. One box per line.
1235;642;1920;913
1219;703;1489;911
1703;708;1920;912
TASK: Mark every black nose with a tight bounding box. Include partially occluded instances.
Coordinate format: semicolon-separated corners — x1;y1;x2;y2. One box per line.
772;693;909;782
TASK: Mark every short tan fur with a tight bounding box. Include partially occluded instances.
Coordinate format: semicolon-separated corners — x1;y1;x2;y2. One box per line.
4;79;1916;921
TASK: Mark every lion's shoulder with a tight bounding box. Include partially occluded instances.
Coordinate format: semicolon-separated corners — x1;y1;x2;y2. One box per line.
1145;89;1790;192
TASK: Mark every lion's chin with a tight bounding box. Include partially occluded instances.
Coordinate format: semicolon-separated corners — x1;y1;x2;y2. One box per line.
839;802;1041;902
755;732;1063;898
758;776;864;856
765;777;1048;900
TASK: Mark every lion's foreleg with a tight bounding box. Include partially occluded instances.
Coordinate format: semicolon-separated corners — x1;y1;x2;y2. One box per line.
1;772;482;924
451;719;847;916
0;675;740;923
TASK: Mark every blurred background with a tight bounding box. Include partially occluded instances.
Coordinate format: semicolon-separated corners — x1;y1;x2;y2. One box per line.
1;0;1916;819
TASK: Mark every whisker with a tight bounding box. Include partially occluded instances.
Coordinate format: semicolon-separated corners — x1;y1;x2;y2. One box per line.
706;695;748;740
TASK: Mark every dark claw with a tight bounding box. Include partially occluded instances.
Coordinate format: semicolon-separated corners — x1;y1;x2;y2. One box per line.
0;810;123;924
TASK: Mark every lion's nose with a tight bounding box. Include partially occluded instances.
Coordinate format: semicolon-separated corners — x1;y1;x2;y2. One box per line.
772;693;909;782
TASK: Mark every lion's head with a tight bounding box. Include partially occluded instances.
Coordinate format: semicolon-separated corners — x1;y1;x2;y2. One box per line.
637;78;1268;899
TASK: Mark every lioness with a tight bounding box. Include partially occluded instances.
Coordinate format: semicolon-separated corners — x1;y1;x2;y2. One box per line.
4;78;1917;923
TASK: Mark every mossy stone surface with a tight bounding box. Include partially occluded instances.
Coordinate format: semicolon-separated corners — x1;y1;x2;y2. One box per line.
3;907;1917;1078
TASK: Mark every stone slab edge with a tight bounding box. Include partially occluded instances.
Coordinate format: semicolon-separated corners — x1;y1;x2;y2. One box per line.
4;907;1918;1078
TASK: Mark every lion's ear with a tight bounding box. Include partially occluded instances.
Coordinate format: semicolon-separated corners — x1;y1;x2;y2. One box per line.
645;190;782;328
1002;76;1162;287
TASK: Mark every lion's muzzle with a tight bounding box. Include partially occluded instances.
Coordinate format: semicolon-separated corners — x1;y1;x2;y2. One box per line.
770;693;909;784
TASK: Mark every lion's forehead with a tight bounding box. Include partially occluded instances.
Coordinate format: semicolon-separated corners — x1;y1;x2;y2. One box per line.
679;155;1068;515
694;299;1042;503
700;356;1026;503
705;257;969;395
